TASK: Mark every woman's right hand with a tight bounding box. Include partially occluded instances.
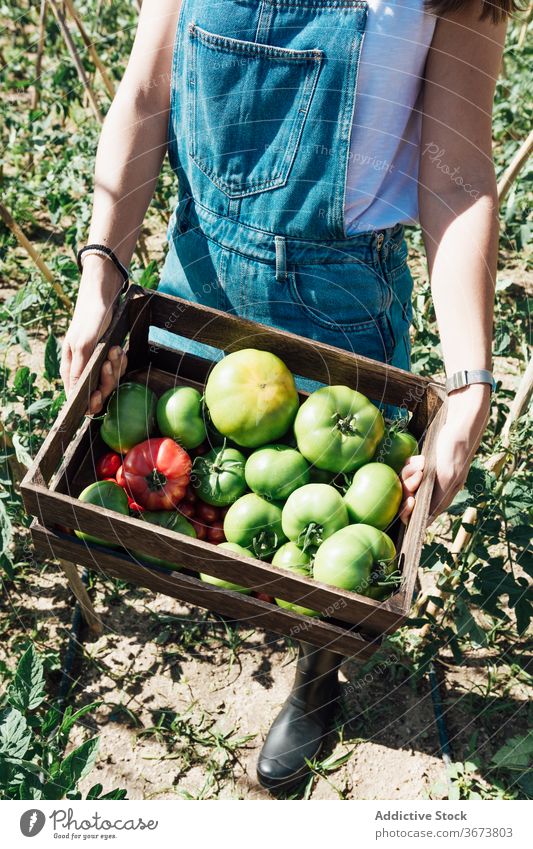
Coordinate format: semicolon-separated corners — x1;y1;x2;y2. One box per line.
60;255;128;415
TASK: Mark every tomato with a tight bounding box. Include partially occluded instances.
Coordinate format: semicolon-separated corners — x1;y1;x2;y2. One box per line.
344;462;402;530
95;450;122;480
376;427;418;473
255;592;275;603
313;524;396;597
127;497;145;513
223;493;286;559
178;502;196;519
281;484;348;552
244;445;310;501
207;521;226;544
183;485;197;504
115;464;125;487
204;349;299;448
199;541;253;593
134;509;196;570
191;445;247;507
349;524;398;600
100;382;157;454
294;385;384;473
272;542;320;617
195;501;220;524
191;519;207;540
156;386;207;449
122;437;192;510
75;480;129;547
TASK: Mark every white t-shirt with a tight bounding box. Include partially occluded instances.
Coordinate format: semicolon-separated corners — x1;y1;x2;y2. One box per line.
344;0;437;233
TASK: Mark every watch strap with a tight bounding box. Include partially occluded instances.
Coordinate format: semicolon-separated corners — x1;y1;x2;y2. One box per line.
445;369;496;394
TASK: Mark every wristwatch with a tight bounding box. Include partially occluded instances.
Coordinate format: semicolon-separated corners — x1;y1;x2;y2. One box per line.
445;369;496;395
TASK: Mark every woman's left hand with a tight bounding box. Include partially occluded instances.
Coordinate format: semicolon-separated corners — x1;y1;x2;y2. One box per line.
399;384;491;525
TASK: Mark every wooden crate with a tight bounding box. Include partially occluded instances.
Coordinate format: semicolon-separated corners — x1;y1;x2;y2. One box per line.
21;286;446;659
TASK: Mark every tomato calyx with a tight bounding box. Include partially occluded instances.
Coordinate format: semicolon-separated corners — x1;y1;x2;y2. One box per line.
333;411;360;436
146;468;168;491
251;530;280;560
297;521;326;554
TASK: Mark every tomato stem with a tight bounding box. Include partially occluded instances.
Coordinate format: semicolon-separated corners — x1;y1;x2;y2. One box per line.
333;412;359;436
146;469;167;490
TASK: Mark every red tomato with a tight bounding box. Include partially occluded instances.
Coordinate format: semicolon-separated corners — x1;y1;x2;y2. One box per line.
116;465;125;487
179;502;196;519
193;442;208;457
207;521;226;544
96;451;122;480
191;519;207;540
195;501;220;524
255;592;275;604
127;497;145;513
183;485;197;504
122;438;192;510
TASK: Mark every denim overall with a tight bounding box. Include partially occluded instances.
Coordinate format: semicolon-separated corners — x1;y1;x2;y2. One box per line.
153;0;414;401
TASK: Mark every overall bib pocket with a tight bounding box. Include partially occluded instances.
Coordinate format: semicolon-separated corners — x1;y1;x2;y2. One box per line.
186;23;323;198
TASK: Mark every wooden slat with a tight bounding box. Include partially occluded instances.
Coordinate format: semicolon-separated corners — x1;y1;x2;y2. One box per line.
30;522;381;659
21;483;407;634
146;289;432;409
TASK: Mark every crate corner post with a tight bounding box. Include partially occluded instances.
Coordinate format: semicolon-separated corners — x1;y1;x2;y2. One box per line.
58;557;103;638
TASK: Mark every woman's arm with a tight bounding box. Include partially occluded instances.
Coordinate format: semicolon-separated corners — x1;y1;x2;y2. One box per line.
61;0;181;412
402;2;507;521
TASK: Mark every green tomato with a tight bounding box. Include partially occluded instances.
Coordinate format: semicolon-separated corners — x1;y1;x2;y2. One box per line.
75;480;129;547
281;483;349;552
313;524;397;596
344;462;402;529
376;428;418;473
133;510;196;570
294;385;384;473
100;382;157;453
313;526;373;592
200;542;253;593
223;493;286;559
191;445;247;506
204;348;299;448
350;524;398;600
272;542;320;617
156;386;207;449
245;445;310;501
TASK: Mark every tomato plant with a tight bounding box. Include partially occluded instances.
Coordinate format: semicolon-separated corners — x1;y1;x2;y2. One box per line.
122;437;192;510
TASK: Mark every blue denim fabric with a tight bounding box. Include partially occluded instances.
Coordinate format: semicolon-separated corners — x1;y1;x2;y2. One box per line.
152;0;414;410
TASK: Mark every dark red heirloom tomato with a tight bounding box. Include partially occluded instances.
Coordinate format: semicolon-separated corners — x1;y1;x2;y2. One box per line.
122;437;192;511
95;451;122;480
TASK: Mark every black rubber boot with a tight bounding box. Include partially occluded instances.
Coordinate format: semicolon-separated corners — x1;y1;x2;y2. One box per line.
256;642;342;793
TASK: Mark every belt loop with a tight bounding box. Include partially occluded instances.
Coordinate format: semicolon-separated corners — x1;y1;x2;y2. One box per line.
274;235;287;282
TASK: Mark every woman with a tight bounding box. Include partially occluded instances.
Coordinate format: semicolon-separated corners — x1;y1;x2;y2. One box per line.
61;0;509;792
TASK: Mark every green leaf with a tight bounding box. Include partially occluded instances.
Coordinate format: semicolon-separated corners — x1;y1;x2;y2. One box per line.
11;433;33;469
0;498;14;559
57;737;99;790
491;731;533;771
13;366;31;396
26;398;52;416
60;702;101;736
9;645;46;712
44;334;61;382
454;598;488;648
0;707;32;760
